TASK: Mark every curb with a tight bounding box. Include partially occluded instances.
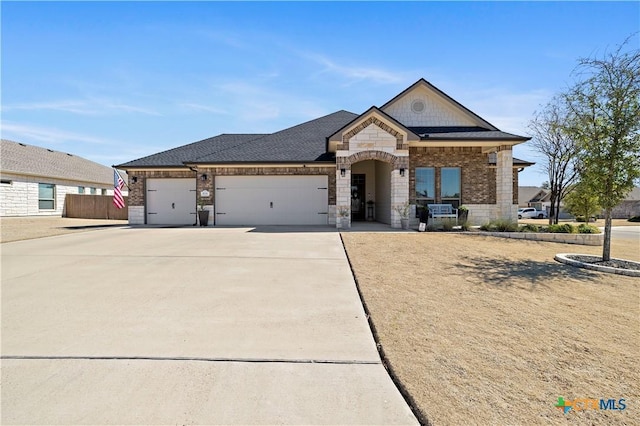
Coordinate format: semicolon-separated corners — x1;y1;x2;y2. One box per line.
339;233;430;426
554;253;640;277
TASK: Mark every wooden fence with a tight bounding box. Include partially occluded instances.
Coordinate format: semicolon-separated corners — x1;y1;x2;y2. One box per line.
64;194;128;220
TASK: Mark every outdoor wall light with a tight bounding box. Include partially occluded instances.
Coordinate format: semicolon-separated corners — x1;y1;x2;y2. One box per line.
400;168;406;177
340;168;346;177
132;176;138;183
201;174;208;181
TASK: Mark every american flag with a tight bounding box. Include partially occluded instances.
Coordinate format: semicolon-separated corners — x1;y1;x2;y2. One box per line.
113;169;125;209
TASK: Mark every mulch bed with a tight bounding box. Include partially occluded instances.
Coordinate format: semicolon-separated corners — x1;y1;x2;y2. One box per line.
566;254;640;271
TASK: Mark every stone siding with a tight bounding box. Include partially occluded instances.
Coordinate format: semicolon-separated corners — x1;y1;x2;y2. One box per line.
348;124;398;153
0;173;113;217
339;117;405;151
128;205;145;225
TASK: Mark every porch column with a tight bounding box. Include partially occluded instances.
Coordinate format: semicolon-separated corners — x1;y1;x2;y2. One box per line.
390;166;409;229
496;146;515;220
336;165;351;228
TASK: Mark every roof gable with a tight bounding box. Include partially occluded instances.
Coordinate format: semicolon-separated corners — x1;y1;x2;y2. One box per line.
381;78;497;129
327;106;420;149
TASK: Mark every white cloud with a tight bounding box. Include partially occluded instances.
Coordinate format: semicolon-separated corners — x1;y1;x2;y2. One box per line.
194;29;248;50
178;103;228;115
213;81;329;125
1;122;109;145
302;52;408;85
2;97;160;116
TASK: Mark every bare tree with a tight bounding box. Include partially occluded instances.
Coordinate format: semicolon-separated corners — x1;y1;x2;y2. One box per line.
528;97;579;224
565;37;640;261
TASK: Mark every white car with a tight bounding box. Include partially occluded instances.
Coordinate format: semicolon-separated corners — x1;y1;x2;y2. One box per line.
518;207;547;219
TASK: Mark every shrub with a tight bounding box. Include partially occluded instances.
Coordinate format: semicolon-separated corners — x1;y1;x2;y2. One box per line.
460;220;470;231
441;219;455;231
519;224;540;233
577;224;601;234
628;216;640;222
575;216;586;222
548;223;576;233
480;219;518;232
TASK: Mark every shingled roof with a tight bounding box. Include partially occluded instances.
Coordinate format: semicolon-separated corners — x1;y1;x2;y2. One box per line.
408;126;529;141
118;134;268;168
1;139;115;185
118;110;358;168
192;110;358;164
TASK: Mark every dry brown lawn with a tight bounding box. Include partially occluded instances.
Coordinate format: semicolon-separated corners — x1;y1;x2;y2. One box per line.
0;217;127;243
342;232;639;425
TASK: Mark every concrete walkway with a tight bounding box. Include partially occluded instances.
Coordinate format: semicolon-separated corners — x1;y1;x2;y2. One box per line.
1;227;418;425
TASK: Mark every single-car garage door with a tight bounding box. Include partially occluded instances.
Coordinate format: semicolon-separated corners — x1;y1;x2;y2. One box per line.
146;178;196;225
215;175;328;225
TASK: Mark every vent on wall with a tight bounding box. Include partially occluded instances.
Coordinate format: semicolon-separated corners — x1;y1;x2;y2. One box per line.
1;179;13;185
411;100;425;113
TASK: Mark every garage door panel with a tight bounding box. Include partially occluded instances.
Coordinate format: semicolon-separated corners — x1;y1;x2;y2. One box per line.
215;176;328;226
147;179;196;225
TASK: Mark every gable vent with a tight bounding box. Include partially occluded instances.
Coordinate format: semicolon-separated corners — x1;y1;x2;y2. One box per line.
411;100;425;113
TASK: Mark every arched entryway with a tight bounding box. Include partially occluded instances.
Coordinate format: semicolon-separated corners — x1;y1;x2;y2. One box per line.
336;150;409;228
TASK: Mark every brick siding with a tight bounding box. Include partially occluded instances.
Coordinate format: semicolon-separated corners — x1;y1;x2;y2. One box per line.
409;147;496;204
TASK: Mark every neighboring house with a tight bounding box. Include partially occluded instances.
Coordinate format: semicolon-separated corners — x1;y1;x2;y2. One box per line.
0;139;126;217
518;186;549;209
118;79;533;227
611;186;640;219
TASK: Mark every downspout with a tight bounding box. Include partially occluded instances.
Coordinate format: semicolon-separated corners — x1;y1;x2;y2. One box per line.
188;166;198;226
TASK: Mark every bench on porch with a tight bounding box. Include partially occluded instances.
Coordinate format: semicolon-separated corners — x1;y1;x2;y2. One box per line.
427;204;458;225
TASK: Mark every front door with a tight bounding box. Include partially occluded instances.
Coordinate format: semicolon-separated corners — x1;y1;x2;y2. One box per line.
351;174;366;221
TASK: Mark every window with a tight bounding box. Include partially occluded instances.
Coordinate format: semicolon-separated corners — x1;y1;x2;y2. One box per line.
38;183;56;210
90;187;96;195
441;167;461;208
101;188;107;195
78;186;85;194
415;167;435;215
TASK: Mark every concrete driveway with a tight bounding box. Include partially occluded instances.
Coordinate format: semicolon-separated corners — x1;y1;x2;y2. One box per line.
1;227;417;425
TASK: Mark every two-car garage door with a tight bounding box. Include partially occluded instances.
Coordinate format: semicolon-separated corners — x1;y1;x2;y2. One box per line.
145;176;328;226
215;176;328;225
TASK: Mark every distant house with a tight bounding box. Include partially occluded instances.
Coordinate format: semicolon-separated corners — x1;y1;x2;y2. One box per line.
518;184;640;219
0;139;126;217
518;186;550;209
611;187;640;219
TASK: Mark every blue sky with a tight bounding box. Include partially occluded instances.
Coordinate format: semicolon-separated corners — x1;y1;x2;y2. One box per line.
2;1;638;186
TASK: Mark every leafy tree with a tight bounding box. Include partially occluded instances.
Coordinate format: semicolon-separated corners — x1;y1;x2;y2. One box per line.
528;97;579;224
563;182;601;224
540;181;550;190
564;37;640;260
